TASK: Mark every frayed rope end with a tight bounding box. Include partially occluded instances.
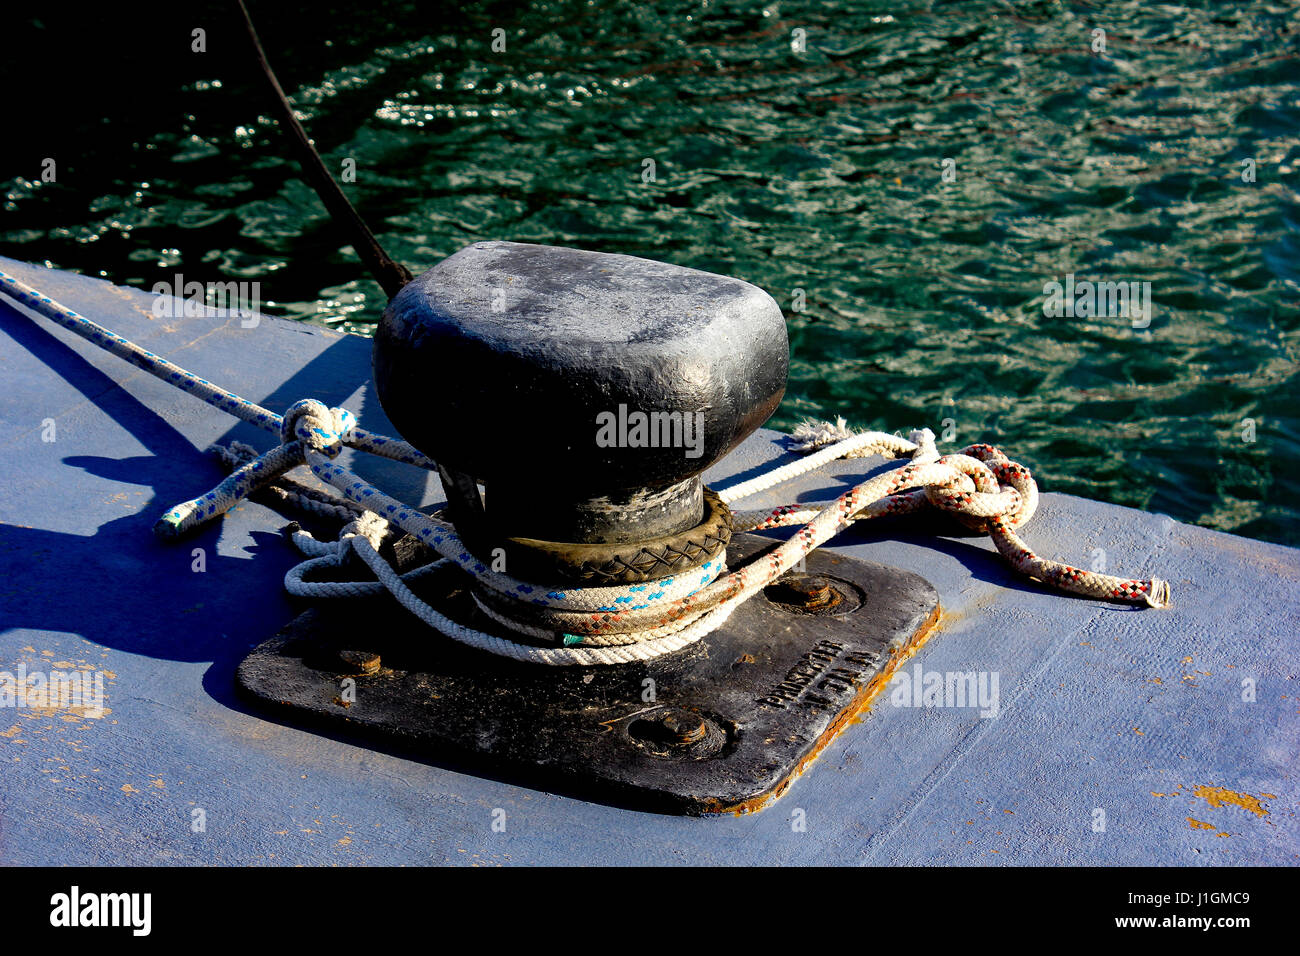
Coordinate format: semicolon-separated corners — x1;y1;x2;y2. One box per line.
789;416;857;452
789;417;882;457
1145;579;1171;609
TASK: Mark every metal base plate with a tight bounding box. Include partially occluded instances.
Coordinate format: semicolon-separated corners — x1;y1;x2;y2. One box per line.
235;534;940;815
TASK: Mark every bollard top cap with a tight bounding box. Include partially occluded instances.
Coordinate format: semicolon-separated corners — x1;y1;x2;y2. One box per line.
389;240;784;354
373;241;788;537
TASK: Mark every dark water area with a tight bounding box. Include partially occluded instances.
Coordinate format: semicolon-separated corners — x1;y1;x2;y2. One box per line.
3;1;1298;545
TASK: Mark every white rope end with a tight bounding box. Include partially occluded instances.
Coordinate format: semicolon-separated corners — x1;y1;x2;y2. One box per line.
789;416;857;452
790;417;882;457
908;427;939;463
1145;579;1171;609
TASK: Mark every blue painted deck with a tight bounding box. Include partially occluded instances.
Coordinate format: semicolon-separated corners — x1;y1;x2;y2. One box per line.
0;257;1295;865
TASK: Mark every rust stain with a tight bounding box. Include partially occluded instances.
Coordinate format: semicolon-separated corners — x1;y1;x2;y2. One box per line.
1191;785;1275;817
1187;817;1215;830
701;601;943;816
0;725;20;738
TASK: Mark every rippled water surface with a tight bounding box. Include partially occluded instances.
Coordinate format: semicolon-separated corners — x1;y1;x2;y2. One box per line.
5;1;1299;545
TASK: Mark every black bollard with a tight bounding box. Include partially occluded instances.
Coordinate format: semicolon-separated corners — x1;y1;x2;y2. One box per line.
373;241;788;572
239;242;940;814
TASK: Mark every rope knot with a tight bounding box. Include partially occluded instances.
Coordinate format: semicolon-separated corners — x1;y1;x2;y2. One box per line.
912;452;1036;532
342;510;390;549
281;399;355;458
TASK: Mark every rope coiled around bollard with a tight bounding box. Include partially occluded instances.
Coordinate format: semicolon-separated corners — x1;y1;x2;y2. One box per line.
0;269;1170;667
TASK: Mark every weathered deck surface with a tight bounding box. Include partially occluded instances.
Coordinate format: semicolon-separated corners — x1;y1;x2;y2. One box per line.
1;257;1295;865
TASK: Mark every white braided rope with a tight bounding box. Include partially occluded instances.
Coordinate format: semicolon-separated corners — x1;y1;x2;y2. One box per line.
716;425;933;504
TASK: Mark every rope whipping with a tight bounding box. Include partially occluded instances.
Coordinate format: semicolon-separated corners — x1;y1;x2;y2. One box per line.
0;270;1171;666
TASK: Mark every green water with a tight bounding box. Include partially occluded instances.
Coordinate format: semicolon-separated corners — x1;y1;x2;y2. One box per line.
4;1;1299;545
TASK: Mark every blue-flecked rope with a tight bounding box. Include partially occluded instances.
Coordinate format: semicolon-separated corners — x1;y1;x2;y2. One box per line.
0;269;733;663
0;270;436;533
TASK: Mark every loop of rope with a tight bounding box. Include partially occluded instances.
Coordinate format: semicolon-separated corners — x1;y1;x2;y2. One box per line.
0;269;1171;668
212;442;366;523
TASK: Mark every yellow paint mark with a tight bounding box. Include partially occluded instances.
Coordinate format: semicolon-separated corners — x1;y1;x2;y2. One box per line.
0;725;20;738
1187;818;1215;830
1191;785;1275;817
121;784;139;794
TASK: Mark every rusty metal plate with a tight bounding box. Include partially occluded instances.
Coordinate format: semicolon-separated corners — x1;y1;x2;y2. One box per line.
235;534;940;815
